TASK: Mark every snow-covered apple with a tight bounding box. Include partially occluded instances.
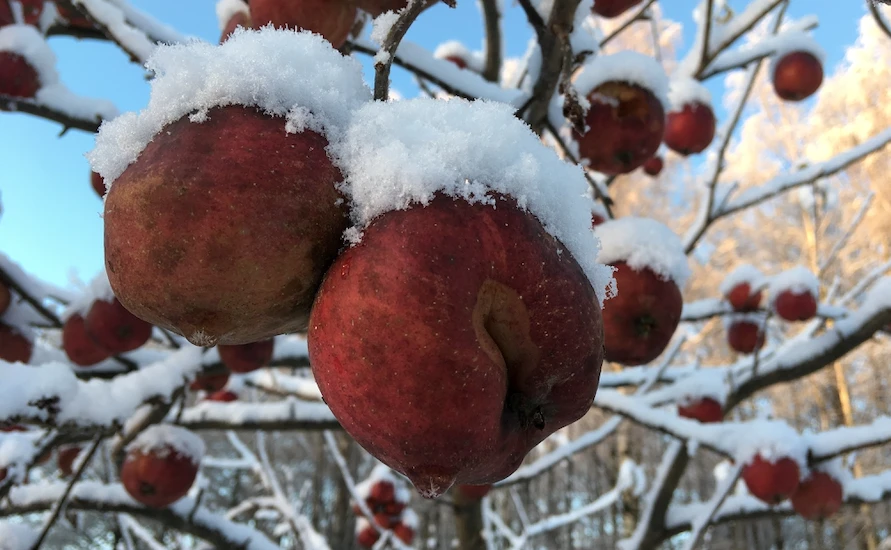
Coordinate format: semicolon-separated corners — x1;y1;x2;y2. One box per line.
217;339;274;373
642;156;663;177
120;425;204;508
742;454;801;504
247;0;356;48
84;298;152;354
727;319;766;354
769;267;819;322
773;51;824;102
664;79;716;156
434;42;477;71
90;171;105;197
677;397;723;423
573;52;667;174
93;30;371;347
62;313;110;366
355;520;379;548
0;322;31;363
0;51;39;99
57;446;81;477
592;0;642;18
726;283;762;312
721;265;765;312
393;522;415;544
791;470;844;520
0;0;44;26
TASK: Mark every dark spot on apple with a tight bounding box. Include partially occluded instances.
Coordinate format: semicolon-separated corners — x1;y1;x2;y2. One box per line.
615;150;634;168
140;481;156;495
635;314;656;337
532;407;545;430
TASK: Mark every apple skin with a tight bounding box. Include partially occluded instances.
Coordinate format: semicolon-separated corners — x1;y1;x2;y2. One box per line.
677;397;723;423
206;390;239;402
445;55;467;69
55;3;95;28
664;101;716;156
104;105;349;347
189;372;230;392
601;262;682;366
773;51;823;102
393;523;415;544
791;471;843;520
57;446;81;477
62;313;111;366
592;0;643;17
248;0;356;48
0;0;44;26
457;484;492;500
0;282;10;314
217;339;274;373
121;445;199;508
742;454;800;505
727;321;765;354
356;524;380;548
642;156;663;177
91;171;106;197
726;282;762;312
356;0;413;17
308;194;604;498
0;323;32;363
220;11;251;43
369;480;396;504
0;52;40;100
574;82;666;175
773;289;817;322
85;298;153;354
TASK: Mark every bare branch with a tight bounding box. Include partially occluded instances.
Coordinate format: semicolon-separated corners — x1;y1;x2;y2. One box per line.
599;0;658;49
479;0;502;82
373;0;434;101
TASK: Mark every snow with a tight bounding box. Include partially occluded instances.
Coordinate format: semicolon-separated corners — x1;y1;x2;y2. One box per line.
730;419;807;469
769;32;826;78
370;11;400;46
433;40;484;72
807;457;854;494
60;270;115;321
401;508;419;529
719;264;766;296
645;368;730;407
354;517;371;535
89;27;372;185
177;399;337;427
0;25;58;86
73;0;157;61
572;50;670;110
0;521;37;550
767;266;819;305
594;217;691;287
667;77;712;111
215;0;249;31
721;311;768;330
331;97;616;305
127;424;205;464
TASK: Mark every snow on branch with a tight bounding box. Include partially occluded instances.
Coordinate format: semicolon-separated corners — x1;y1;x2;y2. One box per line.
0;481;281;550
700;16;819;77
72;0;184;63
175;400;339;432
681;298;846;322
809;416;891;462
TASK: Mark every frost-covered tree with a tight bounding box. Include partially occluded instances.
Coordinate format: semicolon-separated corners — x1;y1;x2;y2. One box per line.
2;1;891;549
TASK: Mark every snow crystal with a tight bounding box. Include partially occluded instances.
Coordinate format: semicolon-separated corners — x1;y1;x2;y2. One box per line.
215;0;249;31
370;11;399;45
330;98;615;305
667;77;712;111
0;25;58;86
719;264;766;296
127;424;205;465
769;32;826;79
729;419;807;468
60;270;115;321
433;40;484;73
594;217;690;287
767;266;819;306
0;521;37;550
572;51;670;110
88;27;372;185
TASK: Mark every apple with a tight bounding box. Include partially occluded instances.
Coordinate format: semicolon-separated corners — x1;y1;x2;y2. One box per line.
393;523;415;544
574;82;666;175
0;322;32;363
356;522;379;549
642;156;663;177
592;0;642;18
742;454;800;504
84;298;152;354
372;512;398;529
726;282;762;312
727;320;765;354
457;484;492;500
206;389;239;402
104;105;349;347
62;313;111;366
677;397;723;423
247;0;356;48
773;289;817;322
56;2;95;28
791;471;843;520
356;0;413;18
221;11;251;43
601;262;682;366
189;372;230;392
121;439;201;508
0;0;44;26
0;52;40;99
57;446;81;477
309;194;604;498
369;479;395;504
217;339;273;373
445;55;467;69
0;282;10;314
772;51;823;102
664;101;716;156
382;501;405;515
91;171;105;197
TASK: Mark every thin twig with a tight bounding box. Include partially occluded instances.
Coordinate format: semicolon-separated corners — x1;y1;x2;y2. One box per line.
373;0;434;101
679;462;744;550
599;0;658;49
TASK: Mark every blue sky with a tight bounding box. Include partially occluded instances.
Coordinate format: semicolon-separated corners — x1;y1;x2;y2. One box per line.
0;1;869;289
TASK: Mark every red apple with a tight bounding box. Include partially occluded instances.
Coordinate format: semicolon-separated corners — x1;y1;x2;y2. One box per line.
85;298;152;354
309;194;603;498
742;454;800;504
726;282;762;312
664;101;716;156
0;425;26;432
445;55;467;69
57;446;81;476
382;501;405;515
592;0;642;17
0;52;40;100
104;105;349;347
206;389;239;402
0;323;32;363
217;339;273;373
0;282;10;314
352;496;378;515
727;320;765;354
121;444;199;508
0;0;44;26
220;10;251;43
642;156;663;177
601;262;682;366
373;512;398;528
91;171;105;197
62;313;111;366
356;0;413;17
677;397;723;423
247;0;356;48
56;2;95;28
369;479;396;504
574;82;666;175
189;372;230;392
791;471;843;520
393;523;415;544
772;51;823;102
356;523;380;548
773;289;817;322
457;484;492;500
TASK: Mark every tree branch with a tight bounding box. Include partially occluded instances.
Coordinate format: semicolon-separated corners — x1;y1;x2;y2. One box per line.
479;0;502;82
373;0;434;101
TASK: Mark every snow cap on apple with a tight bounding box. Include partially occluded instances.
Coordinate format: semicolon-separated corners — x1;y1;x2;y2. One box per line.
664;77;716;155
126;424;205;465
122;424;204;508
573;50;670;114
216;0;250;30
0;24;56;99
720;264;767;312
768;266;819;321
355;464;412;505
769;32;825;84
433;40;483;72
732;419;807;503
594;217;690;286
